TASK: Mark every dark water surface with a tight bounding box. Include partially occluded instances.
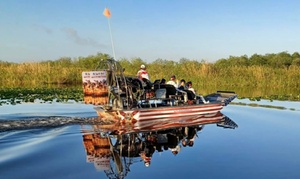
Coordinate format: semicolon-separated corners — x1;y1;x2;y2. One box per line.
1;99;300;179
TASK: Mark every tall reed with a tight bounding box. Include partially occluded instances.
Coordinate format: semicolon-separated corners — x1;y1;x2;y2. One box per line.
1;56;300;98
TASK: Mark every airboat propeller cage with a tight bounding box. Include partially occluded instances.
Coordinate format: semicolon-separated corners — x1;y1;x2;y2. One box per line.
82;59;138;110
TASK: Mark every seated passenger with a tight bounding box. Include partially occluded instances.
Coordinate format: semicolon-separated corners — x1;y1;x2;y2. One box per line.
166;75;179;88
137;64;150;81
178;79;187;90
186;81;196;94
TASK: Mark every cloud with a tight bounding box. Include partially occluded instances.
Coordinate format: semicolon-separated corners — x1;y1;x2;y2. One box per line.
32;24;53;34
62;27;103;48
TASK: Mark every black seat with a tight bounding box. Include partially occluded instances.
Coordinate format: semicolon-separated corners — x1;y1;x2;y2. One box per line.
159;84;176;98
128;78;143;93
184;90;195;100
153;79;161;84
141;78;152;89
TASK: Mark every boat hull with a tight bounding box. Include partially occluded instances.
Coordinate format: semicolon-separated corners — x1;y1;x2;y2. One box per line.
95;103;223;124
91;111;236;135
132;111;225;132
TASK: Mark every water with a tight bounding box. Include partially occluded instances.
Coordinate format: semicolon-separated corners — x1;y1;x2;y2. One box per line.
1;99;300;179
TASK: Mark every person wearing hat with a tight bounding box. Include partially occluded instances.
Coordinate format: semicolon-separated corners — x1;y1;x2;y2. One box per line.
137;64;150;80
140;150;152;167
166;75;179;88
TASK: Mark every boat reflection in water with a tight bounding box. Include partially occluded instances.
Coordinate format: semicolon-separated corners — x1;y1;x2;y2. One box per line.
81;112;237;179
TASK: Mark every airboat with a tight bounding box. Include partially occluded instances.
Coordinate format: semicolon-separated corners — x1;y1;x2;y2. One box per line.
82;59;237;123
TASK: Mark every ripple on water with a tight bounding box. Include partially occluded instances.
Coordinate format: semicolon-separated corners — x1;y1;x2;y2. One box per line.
0;127;70;163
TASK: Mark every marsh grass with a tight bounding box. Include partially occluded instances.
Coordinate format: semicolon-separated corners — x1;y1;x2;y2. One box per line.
1;55;300;101
0;62;83;86
2;59;300;89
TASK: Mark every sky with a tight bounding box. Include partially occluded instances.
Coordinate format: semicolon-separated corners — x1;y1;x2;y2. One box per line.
1;0;300;63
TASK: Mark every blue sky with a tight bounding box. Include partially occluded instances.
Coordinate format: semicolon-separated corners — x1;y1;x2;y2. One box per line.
1;0;300;63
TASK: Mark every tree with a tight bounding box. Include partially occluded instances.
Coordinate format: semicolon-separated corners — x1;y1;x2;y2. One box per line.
264;52;292;68
292;58;300;66
292;52;300;59
227;55;248;66
215;58;228;68
249;54;267;66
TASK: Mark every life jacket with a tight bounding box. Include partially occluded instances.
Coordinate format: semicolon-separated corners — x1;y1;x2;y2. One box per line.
138;69;149;80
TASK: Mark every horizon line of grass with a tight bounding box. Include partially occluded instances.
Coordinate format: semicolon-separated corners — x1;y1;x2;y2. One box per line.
1;54;300;99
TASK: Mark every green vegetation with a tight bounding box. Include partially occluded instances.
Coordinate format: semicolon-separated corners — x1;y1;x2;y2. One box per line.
0;87;83;105
230;102;297;111
1;51;300;103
